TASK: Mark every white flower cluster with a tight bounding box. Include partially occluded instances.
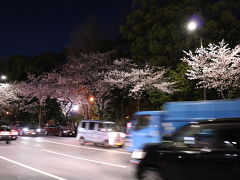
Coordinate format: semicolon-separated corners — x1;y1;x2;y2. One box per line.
182;40;240;99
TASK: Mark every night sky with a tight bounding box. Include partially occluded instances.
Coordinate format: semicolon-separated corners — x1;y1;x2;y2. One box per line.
0;0;131;58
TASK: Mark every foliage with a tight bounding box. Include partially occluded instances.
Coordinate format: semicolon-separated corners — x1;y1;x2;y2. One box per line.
169;62;202;100
0;52;65;81
63;51;124;119
121;0;240;67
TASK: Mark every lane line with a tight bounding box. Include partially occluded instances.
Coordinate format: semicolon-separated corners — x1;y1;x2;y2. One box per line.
38;140;131;155
42;149;128;169
0;155;67;180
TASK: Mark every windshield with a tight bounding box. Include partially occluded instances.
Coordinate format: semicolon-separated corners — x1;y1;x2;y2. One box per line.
104;123;120;132
133;115;151;131
0;125;11;131
162;124;220;149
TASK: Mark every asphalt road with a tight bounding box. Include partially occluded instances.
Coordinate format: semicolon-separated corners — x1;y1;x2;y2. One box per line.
0;136;136;180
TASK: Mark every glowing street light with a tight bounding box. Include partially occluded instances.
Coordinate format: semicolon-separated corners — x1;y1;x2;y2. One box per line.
187;21;198;31
89;96;95;119
186;18;203;47
89;96;94;102
1;75;7;80
72;105;79;112
186;17;206;99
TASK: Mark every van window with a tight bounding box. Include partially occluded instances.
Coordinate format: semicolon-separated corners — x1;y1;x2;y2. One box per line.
89;122;95;130
81;122;86;129
134;115;151;131
98;123;104;131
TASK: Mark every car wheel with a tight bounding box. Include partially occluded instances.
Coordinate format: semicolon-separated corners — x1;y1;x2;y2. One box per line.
103;140;109;148
140;169;163;180
44;130;48;135
79;138;85;145
6;141;10;144
58;131;63;137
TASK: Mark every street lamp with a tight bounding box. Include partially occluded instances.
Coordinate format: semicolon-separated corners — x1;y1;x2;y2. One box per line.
187;18;206;100
72;105;79;112
187;21;198;31
1;75;7;81
187;20;203;47
89;96;94;102
89;96;95;119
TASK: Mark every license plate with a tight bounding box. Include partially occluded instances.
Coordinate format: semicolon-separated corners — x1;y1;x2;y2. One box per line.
115;142;123;146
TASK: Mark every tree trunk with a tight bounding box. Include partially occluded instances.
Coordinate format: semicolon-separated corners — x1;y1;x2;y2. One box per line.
65;101;73;121
38;105;42;127
203;87;207;100
137;99;140;111
220;90;226;99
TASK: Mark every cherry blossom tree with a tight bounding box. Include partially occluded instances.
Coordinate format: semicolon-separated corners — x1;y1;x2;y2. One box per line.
0;83;19;113
0;82;32;122
182;40;240;99
63;51;120;119
105;63;176;110
19;72;88;126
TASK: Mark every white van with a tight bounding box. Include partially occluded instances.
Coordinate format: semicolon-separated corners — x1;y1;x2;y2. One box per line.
76;120;125;147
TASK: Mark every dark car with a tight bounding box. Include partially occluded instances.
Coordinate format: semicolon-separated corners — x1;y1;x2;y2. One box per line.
135;118;240;180
43;125;76;137
57;126;76;137
43;125;59;135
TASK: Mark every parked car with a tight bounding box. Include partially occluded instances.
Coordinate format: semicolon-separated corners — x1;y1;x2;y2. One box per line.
135;118;240;180
76;120;126;147
19;126;41;136
0;122;18;144
43;125;59;135
57;125;76;137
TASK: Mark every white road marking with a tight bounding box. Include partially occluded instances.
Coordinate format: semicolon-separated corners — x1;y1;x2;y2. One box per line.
0;155;67;180
39;140;131;155
42;149;128;169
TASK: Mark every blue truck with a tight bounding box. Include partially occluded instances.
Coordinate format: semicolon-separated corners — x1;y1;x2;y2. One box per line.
127;99;240;153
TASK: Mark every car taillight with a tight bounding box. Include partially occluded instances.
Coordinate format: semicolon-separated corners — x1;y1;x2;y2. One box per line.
0;131;11;135
10;130;18;135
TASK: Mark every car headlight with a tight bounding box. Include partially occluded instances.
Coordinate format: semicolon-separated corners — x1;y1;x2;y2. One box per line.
131;150;146;159
36;128;41;133
23;128;29;132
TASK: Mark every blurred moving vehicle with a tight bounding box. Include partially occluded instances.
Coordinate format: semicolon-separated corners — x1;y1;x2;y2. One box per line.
128;99;240;152
76;120;126;147
135;118;240;180
0;122;18;144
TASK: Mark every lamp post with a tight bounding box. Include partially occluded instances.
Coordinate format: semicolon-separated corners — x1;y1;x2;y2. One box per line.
89;96;94;119
187;20;206;100
187;20;203;47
